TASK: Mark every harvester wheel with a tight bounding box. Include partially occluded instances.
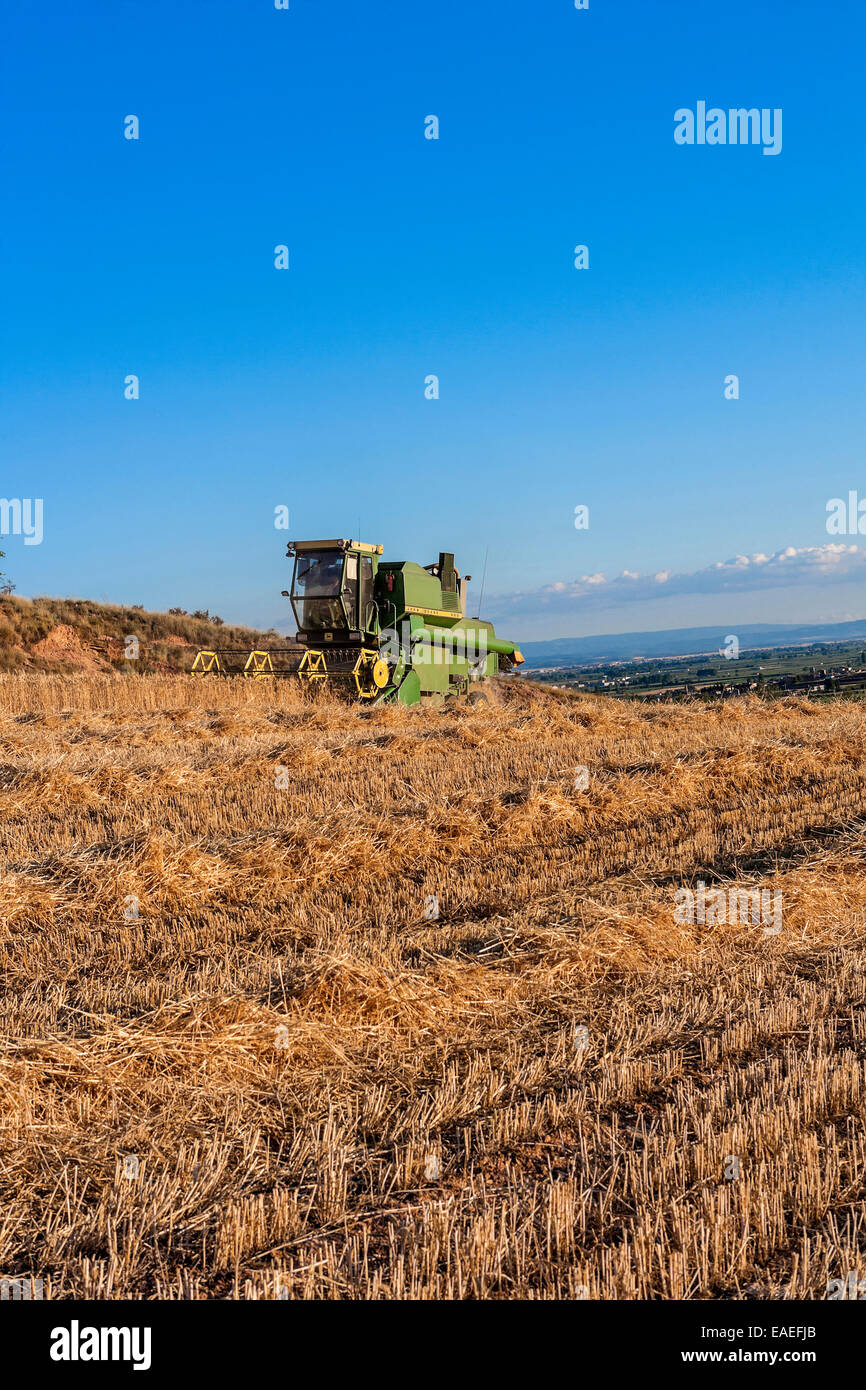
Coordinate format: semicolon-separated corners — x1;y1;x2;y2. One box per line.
468;689;489;707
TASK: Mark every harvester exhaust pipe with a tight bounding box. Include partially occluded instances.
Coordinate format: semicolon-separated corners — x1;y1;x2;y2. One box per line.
459;573;471;616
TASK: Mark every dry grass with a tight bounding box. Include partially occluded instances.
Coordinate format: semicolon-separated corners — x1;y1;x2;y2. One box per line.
0;595;278;673
1;673;865;1299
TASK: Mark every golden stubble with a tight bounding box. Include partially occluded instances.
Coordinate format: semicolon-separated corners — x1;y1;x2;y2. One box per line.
0;673;864;1299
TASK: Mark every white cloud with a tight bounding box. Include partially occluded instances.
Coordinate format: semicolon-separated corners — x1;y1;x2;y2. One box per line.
488;544;866;616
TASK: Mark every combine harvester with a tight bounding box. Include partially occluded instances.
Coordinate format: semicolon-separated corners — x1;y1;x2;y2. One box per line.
193;537;524;706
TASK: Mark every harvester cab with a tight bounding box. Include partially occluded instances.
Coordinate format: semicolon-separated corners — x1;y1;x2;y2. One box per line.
287;539;383;647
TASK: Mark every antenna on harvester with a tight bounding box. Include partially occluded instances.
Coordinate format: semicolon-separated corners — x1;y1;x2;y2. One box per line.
475;546;489;620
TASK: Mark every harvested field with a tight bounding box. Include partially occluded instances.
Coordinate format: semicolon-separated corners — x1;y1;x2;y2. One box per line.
0;673;864;1299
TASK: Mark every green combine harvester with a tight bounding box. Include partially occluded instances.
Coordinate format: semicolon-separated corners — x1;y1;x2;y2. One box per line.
193;537;524;705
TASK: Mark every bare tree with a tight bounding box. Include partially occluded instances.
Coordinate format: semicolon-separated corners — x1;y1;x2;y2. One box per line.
0;549;14;596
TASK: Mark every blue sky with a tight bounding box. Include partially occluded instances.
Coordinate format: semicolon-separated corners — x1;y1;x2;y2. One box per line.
2;0;865;640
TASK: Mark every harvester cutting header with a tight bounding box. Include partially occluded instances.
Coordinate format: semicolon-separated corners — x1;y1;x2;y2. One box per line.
193;537;524;706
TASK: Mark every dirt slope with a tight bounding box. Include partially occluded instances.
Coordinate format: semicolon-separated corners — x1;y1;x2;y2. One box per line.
0;595;279;674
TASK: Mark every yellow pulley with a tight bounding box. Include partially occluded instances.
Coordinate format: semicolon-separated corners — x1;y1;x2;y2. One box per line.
353;648;389;699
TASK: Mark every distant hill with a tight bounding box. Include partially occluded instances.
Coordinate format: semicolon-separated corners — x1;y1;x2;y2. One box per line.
518;619;866;667
0;595;280;674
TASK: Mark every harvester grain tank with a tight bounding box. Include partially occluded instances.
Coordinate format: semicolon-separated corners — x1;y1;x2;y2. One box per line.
285;538;524;705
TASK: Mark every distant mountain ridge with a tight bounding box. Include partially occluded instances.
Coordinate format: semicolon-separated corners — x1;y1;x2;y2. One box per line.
518;619;866;667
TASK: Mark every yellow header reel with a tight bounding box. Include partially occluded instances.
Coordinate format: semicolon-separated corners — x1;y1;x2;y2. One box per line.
243;649;274;679
298;649;328;681
192;650;222;676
